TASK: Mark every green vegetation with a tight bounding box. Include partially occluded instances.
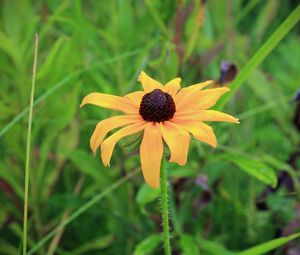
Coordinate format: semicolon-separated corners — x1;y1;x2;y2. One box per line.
1;1;300;254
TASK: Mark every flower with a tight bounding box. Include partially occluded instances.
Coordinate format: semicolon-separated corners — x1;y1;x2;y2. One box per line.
80;71;239;188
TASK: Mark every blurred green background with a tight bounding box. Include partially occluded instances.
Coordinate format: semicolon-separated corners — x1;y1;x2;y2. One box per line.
1;0;300;254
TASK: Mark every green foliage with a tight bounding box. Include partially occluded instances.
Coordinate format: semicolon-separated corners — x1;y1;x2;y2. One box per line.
1;0;300;254
180;234;200;255
136;184;161;212
71;234;114;254
133;234;162;255
223;153;277;188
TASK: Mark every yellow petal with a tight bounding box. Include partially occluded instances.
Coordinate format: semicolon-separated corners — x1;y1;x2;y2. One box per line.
162;78;181;96
174;109;239;123
160;121;190;165
174;80;213;105
80;93;138;114
124;91;145;107
140;123;163;188
90;115;142;154
138;71;163;92
174;121;217;147
176;87;230;111
101;121;148;166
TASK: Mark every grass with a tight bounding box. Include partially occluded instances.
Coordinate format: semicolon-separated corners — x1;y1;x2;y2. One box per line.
1;1;300;254
23;32;38;255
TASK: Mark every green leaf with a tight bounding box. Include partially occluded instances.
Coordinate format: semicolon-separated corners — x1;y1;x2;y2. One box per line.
180;234;200;255
133;234;162;255
168;165;199;178
72;235;114;255
198;239;233;255
0;30;19;65
237;233;300;255
120;131;143;153
253;0;279;41
66;149;109;185
136;183;160;208
37;37;68;79
0;240;19;255
184;1;203;61
224;154;277;188
0;162;23;198
261;154;294;172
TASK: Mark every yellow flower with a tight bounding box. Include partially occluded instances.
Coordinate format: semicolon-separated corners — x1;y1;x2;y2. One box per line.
80;71;239;188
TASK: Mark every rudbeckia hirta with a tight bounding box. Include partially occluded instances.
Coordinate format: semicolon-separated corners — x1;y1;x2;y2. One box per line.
80;71;239;188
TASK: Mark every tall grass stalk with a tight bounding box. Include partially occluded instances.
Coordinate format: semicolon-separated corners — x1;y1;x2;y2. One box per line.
22;33;38;255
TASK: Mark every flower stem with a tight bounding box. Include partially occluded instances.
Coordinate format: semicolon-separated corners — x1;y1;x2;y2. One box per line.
160;156;171;255
23;33;38;255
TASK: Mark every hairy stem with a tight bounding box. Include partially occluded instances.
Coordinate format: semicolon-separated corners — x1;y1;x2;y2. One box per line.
160;157;171;255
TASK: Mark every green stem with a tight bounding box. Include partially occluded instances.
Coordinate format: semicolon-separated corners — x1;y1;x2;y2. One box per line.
23;33;38;255
160;156;171;255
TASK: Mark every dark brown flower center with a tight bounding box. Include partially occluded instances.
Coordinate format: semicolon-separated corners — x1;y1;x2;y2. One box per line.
139;89;176;122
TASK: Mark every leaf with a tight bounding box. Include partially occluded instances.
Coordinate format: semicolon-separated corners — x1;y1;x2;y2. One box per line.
0;162;23;199
72;235;114;255
198;239;233;255
224;154;277;188
184;1;204;61
37;37;68;79
180;234;200;255
0;240;18;255
168;165;199;178
261;154;294;172
237;233;300;255
253;0;279;41
0;30;19;65
66;149;110;185
120;131;143;153
133;234;162;255
136;183;160;208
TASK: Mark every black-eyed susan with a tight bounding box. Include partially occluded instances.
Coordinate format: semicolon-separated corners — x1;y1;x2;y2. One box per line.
80;71;239;188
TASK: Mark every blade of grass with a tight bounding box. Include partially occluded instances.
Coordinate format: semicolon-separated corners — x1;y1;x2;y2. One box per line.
237;93;293;120
216;4;300;110
234;0;261;25
184;1;205;61
145;1;171;39
27;169;140;255
236;232;300;255
22;33;38;255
